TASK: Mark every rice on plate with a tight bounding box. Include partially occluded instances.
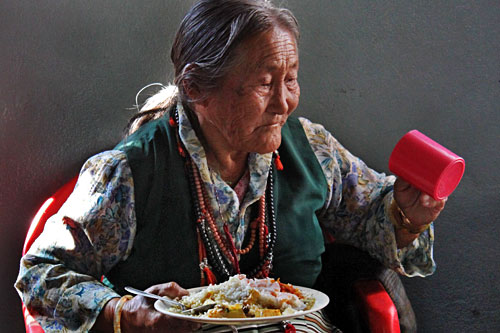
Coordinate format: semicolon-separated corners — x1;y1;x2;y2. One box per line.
174;274;315;318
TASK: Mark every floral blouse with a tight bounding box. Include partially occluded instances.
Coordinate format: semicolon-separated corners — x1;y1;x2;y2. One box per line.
15;104;435;332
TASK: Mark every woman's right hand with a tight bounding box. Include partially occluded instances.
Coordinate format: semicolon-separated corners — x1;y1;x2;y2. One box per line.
120;282;201;332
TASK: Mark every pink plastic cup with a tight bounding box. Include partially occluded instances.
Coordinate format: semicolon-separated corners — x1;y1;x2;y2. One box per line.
388;130;465;200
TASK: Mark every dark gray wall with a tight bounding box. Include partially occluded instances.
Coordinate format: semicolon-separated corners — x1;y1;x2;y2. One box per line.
1;1;498;332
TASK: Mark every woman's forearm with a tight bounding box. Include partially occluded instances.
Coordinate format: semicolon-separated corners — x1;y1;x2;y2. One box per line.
395;228;420;248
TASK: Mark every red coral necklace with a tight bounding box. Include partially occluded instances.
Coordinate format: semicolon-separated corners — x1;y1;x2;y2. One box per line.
170;107;280;285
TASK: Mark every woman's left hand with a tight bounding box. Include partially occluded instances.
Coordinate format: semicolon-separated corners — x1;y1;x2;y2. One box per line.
393;177;447;229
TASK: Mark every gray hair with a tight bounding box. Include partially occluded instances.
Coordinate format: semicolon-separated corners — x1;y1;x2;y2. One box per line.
173;0;299;103
127;0;299;134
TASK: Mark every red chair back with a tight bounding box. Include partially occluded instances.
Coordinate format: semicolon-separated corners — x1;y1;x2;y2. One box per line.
22;177;78;333
354;279;401;333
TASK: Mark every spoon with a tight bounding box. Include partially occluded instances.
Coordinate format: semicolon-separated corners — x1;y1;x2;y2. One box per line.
124;286;216;314
125;286;186;310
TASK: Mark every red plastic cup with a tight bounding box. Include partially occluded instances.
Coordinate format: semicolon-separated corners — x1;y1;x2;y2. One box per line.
389;130;465;200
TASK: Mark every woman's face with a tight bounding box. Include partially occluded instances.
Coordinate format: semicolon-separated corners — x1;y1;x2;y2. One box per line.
195;26;300;155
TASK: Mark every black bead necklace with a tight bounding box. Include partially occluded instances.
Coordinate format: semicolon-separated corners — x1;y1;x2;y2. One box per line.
170;107;277;284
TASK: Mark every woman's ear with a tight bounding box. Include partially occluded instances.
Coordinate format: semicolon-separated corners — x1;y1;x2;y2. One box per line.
182;63;203;102
181;63;212;113
183;81;200;102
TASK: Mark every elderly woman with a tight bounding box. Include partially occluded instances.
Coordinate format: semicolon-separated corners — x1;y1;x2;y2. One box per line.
16;0;445;332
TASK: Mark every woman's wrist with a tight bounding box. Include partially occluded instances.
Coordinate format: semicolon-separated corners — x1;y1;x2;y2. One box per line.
390;199;431;234
92;297;120;332
113;295;133;333
389;199;429;248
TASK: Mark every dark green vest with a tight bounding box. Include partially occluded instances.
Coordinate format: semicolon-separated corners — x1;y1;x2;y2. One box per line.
107;114;327;292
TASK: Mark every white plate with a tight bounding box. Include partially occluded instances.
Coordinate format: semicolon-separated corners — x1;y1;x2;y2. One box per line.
154;286;329;325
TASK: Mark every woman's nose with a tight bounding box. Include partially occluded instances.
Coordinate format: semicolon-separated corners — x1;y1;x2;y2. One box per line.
271;82;290;114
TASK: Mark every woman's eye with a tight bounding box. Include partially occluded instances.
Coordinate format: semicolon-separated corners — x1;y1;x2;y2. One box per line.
285;78;298;88
259;82;272;91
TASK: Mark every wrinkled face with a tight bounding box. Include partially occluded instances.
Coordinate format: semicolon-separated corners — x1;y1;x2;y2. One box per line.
196;26;300;154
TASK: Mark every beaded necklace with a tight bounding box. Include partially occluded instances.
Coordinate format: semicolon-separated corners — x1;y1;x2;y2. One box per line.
170;108;282;285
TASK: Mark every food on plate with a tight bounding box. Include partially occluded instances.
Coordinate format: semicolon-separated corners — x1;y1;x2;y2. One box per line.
172;274;315;318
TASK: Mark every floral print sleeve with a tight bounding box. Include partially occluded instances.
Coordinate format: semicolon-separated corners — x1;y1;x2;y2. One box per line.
299;117;436;277
15;150;136;332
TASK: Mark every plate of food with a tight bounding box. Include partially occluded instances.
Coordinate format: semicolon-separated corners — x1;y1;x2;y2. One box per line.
154;274;329;325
